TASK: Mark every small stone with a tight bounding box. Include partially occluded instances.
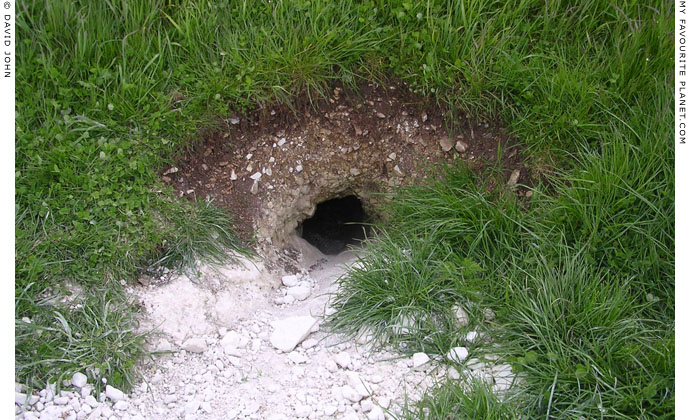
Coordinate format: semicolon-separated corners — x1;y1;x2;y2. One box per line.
269;316;317;352
287;352;308;364
277;138;286;146
182;338;207;353
250;172;262;181
493;376;513;392
324;405;337;416
221;331;247;353
369;375;383;384
230;169;237;180
484;308;496;320
455;140;468;153
375;112;386;119
412;352;430;368
335;352;351;369
421;112;428;122
201;402;212;413
439;136;453;152
294;403;312;417
295;164;303;173
71;372;88;388
53;396;69;405
113;401;129;410
368;406;385;420
448;366;461;379
325;360;338;373
465;331;479;343
507;169;520;187
301;338;318;349
229;117;240;125
15;392;39;406
286;284;311;301
154;338;173;352
447;347;469;363
84;395;99;408
105;385;125;402
163;167;178;175
453;305;470;326
386;152;396;161
250;180;259;195
346;372;369;397
281;275;299;287
185;400;201;414
393;165;404;176
341;386;363;403
360;399;374;413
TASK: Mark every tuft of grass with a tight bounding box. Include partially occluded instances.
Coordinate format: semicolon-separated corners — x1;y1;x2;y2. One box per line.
403;378;520;420
15;281;147;391
328;229;478;354
147;198;255;276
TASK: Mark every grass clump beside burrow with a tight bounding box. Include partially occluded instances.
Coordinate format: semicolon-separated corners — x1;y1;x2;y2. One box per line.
16;0;673;412
327;1;674;418
330;145;673;418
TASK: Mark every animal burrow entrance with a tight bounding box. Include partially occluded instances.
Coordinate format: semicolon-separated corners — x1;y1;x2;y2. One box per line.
297;195;370;255
167;82;526;266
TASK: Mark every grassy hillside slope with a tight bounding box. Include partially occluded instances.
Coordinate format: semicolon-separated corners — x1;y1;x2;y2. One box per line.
16;1;673;416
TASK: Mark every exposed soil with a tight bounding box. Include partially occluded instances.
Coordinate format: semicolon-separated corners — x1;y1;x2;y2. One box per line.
163;81;530;270
15;241;518;420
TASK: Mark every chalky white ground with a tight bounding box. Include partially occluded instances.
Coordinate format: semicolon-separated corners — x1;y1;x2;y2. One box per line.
15;236;515;420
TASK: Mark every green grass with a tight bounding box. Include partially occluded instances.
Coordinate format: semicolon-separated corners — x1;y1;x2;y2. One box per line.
403;378;520;420
16;0;673;415
325;1;674;418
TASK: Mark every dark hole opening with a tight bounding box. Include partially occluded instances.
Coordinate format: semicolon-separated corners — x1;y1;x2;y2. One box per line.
299;195;369;255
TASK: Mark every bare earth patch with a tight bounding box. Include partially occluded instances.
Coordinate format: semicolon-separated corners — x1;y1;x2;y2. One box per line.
165;82;529;270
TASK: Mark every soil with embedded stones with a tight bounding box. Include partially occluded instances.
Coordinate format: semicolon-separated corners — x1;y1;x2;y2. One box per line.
165;82;530;259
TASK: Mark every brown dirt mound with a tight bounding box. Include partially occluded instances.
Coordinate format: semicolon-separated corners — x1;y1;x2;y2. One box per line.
163;81;529;257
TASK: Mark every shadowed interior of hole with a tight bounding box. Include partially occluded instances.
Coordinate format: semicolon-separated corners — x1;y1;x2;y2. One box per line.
298;195;369;255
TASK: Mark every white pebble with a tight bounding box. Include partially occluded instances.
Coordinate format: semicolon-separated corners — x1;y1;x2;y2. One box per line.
105;385;125;402
412;352;430;368
447;347;469;363
71;372;88;388
335;352;351;369
113;400;129;410
465;331;479;343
